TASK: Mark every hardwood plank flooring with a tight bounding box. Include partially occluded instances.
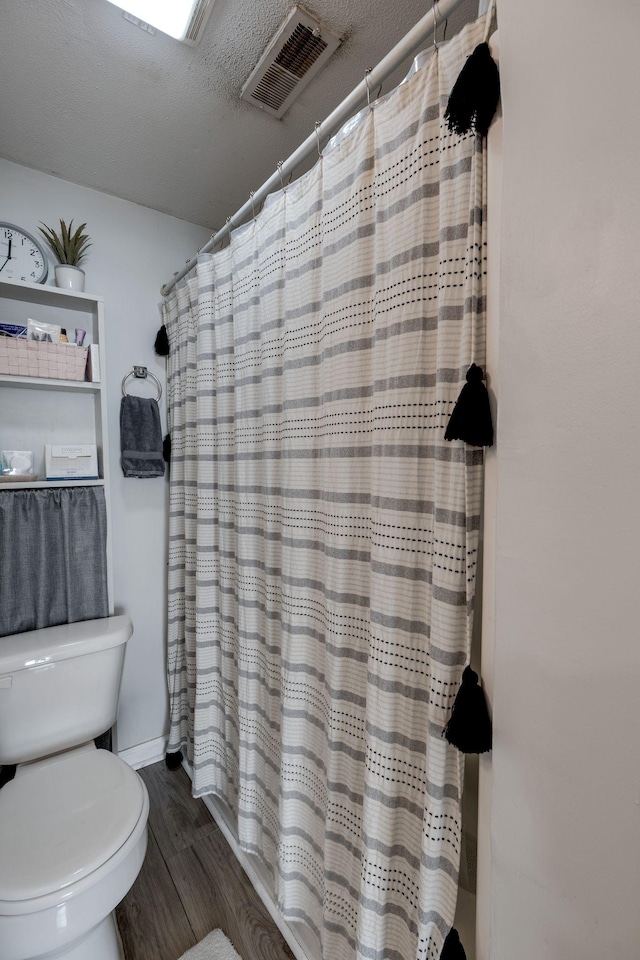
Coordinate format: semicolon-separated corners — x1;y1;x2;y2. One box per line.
116;762;295;960
116;830;195;960
169;832;290;960
138;760;219;861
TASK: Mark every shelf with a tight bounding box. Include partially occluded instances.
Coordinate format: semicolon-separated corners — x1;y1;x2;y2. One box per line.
0;373;101;392
0;279;113;612
0;479;105;490
0;277;103;309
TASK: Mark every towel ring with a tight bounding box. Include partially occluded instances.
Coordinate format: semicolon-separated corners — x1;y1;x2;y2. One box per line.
121;365;162;401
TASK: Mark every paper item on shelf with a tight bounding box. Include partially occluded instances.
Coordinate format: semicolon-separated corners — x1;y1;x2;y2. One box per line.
45;444;99;480
86;343;101;382
0;323;27;338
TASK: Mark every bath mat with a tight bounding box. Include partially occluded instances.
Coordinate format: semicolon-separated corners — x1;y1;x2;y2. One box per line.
178;929;243;960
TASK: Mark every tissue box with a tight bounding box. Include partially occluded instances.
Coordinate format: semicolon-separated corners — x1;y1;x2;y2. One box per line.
45;444;98;480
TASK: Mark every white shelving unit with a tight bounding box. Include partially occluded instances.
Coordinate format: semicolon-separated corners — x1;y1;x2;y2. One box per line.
0;277;114;612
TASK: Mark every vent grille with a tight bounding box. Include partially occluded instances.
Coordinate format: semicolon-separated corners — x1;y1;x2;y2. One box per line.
276;24;328;78
253;64;301;112
183;0;216;45
241;6;341;119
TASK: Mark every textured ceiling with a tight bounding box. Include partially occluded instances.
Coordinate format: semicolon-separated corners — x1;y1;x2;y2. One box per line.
0;0;478;229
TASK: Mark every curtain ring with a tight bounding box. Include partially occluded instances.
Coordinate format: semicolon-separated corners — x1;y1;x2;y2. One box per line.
365;67;372;107
277;161;285;190
315;121;322;158
250;192;256;218
432;0;440;49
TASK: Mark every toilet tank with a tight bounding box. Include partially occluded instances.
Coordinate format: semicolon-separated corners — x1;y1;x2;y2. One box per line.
0;616;133;765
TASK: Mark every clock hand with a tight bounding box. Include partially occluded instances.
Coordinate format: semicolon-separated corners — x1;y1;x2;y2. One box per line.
0;238;13;273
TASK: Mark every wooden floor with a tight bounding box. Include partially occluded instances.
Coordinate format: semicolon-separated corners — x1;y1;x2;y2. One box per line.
116;762;295;960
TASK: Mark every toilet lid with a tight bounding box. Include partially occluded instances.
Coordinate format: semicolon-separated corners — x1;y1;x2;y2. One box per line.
0;748;145;902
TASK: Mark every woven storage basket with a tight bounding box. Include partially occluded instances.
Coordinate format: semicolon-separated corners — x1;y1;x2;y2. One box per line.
0;339;88;381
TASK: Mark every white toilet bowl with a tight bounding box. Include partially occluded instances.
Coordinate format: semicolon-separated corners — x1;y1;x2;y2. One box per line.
0;744;149;960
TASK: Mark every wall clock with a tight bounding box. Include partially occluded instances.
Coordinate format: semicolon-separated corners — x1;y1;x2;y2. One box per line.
0;222;48;284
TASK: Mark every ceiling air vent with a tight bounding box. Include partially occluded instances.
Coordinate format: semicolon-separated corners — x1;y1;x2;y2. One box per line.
241;6;341;119
182;0;216;45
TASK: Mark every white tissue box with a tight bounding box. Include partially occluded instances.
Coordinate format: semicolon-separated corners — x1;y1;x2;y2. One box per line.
45;444;98;480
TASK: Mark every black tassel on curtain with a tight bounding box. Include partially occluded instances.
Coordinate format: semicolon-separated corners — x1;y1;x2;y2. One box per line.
444;41;500;137
444;666;492;754
441;927;467;960
165;750;183;770
445;364;493;447
155;324;169;356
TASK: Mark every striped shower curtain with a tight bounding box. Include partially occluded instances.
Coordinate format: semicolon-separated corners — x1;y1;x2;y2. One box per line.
162;14;488;960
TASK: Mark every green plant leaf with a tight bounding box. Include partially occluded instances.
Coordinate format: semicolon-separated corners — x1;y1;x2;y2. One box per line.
39;223;64;262
38;218;91;266
61;219;71;262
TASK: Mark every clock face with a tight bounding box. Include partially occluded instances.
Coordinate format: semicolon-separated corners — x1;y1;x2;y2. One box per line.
0;222;48;284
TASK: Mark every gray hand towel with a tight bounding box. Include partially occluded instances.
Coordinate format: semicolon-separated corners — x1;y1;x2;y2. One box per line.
120;395;165;478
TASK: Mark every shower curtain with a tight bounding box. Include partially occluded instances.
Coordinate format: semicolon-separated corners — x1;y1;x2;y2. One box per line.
163;14;488;960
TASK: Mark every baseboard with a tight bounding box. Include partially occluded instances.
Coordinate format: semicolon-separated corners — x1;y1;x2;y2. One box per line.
181;759;318;960
118;735;167;770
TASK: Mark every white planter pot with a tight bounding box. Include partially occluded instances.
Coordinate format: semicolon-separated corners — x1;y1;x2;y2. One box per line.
54;264;85;292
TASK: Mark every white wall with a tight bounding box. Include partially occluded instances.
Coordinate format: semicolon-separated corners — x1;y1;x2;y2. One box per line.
0;159;211;752
488;2;640;957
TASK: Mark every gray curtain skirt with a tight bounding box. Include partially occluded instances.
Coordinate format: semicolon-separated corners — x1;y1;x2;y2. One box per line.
0;486;109;637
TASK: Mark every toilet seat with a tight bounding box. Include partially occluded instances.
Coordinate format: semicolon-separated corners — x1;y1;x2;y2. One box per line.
0;748;146;906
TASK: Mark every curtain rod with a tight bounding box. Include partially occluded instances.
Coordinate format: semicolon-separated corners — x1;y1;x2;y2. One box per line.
161;0;468;297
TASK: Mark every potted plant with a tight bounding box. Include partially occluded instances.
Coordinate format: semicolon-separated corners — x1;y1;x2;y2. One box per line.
39;219;92;291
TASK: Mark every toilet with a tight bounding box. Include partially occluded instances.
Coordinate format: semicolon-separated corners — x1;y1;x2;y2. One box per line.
0;616;149;960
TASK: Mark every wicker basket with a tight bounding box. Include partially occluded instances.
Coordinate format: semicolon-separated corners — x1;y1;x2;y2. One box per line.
0;339;88;381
